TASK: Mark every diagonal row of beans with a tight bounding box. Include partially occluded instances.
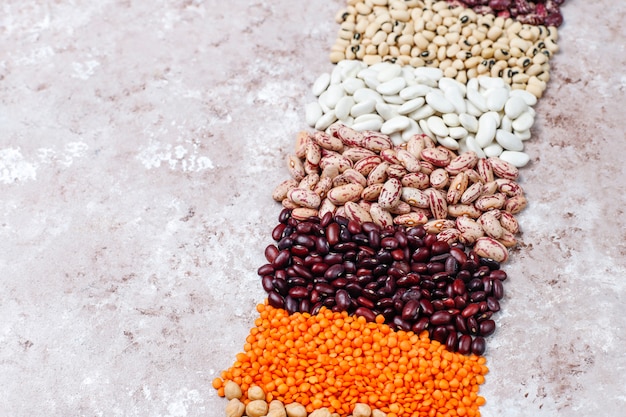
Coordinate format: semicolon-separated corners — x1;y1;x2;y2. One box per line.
213;1;564;416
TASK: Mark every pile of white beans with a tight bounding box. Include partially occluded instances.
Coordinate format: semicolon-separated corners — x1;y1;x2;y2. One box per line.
305;59;536;167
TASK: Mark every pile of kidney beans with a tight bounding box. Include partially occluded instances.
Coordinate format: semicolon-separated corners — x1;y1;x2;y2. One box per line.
257;208;508;356
448;0;565;26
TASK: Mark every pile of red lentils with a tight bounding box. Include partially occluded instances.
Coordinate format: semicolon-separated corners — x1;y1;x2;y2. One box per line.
213;1;565;416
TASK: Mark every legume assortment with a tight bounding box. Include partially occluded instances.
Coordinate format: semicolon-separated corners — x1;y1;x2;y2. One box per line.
213;0;567;415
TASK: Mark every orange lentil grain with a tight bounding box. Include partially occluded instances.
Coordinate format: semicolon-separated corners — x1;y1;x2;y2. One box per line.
216;302;488;415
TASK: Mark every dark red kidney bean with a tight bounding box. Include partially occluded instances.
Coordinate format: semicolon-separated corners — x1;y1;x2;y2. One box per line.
430;310;452;325
294;234;315;249
355;307;376;322
455;315;468;334
478;301;488;313
392;316;412;331
272;223;287;241
412;317;430;334
261;276;274;292
334;242;358;252
343;252;357;263
461;303;480;318
365;281;379;291
304;254;323;266
419;298;434;316
424;233;438;247
335;216;349;226
430;240;450;255
273;279;288;296
479;257;500;270
471;336;486;355
431;325;448;344
311;302;323;315
412;247;431;262
457;269;471;282
278;208;291;223
392;260;410;274
288;286;309;299
287;277;307;287
382;277;397;295
427;262;446;274
376;297;394;309
467;316;479;335
490;269;507;281
300;299;310;313
356;275;374;286
446;332;458;352
411;262;428;274
320;211;333;227
357;258;379;270
401;299;420;321
292;256;305;266
277;236;294;250
339;227;352;242
311;262;329;275
292;264;313;280
324;264;345;280
477;311;493;322
481;277;493;294
326;222;340;245
462;259;478;273
315;283;335;295
452;278;466;295
470;291;487;302
284;295;298;314
357;296;375;309
395;231;408;247
391;248;406;261
275;269;287;281
362;288;378;301
432;271;449;281
382;308;396;320
372;265;388;277
407;225;426;238
396;274;419;287
324;253;343;265
431;299;445;311
393;298;404;314
421;279;435;290
473;265;491;278
272;249;291;268
331;277;348;288
401;288;422;302
322;297;335;307
430;253;450;263
486;296;500;312
449;247;467;264
314;236;330;255
457;335;472;354
295;221;313;234
257;263;275;276
367;230;381;250
335;289;351;310
407;236;424;249
347;220;362;234
467;278;483;291
442;298;456;309
445;256;459;274
454;295;467;310
268;291;284;308
353;233;369;245
361;222;379;233
493;279;504;299
290;244;309;257
265;245;279;263
381;237;399;250
345;282;363;297
310;289;321;304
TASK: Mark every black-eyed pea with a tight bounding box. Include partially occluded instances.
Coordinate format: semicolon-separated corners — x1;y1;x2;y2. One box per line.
225;398;245;417
353;402;372;417
285;402;307;417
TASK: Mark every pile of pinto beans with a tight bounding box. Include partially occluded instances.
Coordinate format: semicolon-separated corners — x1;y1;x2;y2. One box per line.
214;1;565;416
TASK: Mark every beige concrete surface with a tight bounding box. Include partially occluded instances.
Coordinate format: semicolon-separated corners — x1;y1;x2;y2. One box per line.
0;0;624;416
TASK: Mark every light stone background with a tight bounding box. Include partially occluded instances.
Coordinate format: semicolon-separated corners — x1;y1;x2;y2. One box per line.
1;1;625;416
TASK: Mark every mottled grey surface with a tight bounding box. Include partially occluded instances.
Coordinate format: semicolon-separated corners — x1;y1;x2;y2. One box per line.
0;1;624;416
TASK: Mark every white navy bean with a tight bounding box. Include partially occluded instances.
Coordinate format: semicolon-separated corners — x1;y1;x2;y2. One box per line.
426;91;456;113
495;130;524;152
335;96;355;120
438;136;460;150
409;104;436;120
512;111;534;132
375;101;399;121
459;113;478;133
399;84;431;100
342;77;366;95
305;102;323;127
449;126;468;140
381;116;411;135
499;150;530;167
485;87;509;112
427;116;449;137
315;109;337;130
483;142;503;158
475;112;498;148
350;99;377;117
442;113;460;127
312;73;331;97
377;77;407;95
398;97;425;115
504;95;528;119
